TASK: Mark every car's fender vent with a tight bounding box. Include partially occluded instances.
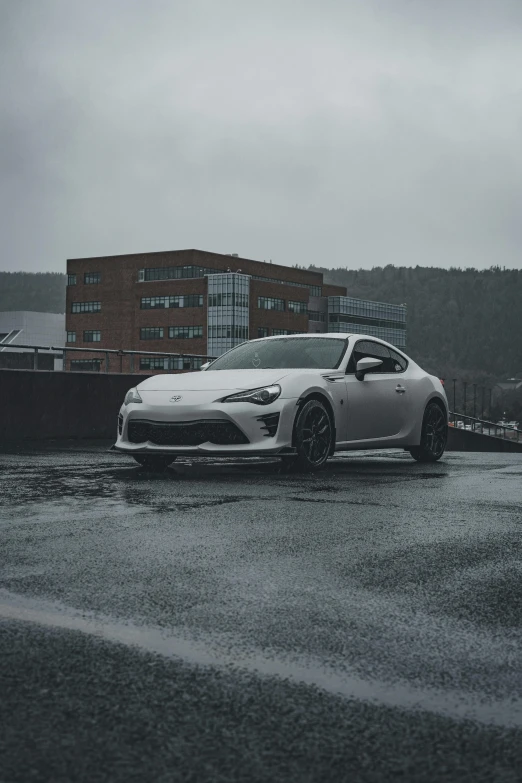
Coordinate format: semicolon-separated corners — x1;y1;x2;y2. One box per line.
118;414;123;435
256;412;280;438
128;419;249;446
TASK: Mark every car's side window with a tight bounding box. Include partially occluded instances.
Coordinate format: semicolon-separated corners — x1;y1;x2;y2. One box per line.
347;340;393;374
388;348;408;373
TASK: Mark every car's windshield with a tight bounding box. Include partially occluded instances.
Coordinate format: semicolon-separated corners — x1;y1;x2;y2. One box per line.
208;337;347;370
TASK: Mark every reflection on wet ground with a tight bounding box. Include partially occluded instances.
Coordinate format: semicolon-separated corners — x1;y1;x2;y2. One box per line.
1;444;522;782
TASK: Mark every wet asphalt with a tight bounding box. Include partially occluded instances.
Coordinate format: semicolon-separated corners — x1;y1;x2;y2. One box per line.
0;443;521;783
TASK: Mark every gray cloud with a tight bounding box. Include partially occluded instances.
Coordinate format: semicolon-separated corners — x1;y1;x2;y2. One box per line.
1;0;521;272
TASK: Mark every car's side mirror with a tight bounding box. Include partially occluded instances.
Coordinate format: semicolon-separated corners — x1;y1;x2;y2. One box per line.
200;361;211;371
355;356;383;381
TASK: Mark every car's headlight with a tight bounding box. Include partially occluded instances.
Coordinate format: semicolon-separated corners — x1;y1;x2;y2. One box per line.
124;387;143;405
222;385;281;405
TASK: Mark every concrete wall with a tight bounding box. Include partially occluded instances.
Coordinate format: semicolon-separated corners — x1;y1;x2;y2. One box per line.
0;369;151;440
447;425;522;452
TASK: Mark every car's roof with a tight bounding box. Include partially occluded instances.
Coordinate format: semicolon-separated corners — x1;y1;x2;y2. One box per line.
251;333;352;341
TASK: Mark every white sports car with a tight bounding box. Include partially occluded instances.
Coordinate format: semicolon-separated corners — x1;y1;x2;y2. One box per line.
114;333;448;471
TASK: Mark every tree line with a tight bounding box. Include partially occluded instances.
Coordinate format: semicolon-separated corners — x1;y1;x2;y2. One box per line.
0;272;66;315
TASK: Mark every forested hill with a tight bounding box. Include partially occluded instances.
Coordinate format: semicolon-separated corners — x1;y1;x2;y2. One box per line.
0;272;66;314
310;265;522;381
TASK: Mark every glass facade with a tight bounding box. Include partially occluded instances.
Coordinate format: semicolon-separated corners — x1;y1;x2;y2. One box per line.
207;273;250;356
327;297;407;348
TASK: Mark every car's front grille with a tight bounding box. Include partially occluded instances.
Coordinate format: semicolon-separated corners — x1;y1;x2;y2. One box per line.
128;419;249;446
256;412;280;437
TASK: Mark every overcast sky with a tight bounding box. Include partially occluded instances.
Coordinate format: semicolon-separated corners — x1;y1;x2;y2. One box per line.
1;0;521;274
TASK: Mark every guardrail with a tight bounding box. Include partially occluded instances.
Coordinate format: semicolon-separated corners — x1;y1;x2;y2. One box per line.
0;343;216;373
449;412;521;443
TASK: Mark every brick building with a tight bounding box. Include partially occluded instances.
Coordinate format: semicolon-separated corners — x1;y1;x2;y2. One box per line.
65;249;406;372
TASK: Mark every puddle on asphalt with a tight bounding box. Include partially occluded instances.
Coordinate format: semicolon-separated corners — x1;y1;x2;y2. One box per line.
0;589;520;729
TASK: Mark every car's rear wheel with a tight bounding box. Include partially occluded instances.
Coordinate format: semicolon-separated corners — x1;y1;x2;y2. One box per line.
132;455;176;471
288;399;333;472
409;402;447;462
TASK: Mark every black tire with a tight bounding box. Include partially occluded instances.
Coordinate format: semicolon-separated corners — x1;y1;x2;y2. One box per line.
132;455;176;471
289;399;333;472
409;402;447;462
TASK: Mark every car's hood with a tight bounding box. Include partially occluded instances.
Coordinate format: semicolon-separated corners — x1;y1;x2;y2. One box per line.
137;369;291;392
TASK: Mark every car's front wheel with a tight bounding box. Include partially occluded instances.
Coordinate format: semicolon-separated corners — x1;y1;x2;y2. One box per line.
409;402;447;462
289;399;333;472
132;455;176;471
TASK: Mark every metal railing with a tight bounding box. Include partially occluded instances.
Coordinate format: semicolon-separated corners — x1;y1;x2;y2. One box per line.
0;343;216;373
449;412;522;443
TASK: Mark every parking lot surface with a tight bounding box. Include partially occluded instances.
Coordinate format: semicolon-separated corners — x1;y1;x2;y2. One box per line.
1;444;521;782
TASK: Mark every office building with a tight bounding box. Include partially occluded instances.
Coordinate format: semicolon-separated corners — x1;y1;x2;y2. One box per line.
65;249;406;372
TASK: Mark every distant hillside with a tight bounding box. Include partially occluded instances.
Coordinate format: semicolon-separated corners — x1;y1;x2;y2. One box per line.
0;272;66;314
311;265;522;382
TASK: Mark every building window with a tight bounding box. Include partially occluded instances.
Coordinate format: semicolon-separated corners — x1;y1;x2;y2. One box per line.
70;359;102;372
287;300;308;314
308;310;326;322
66;331;76;343
67;274;77;286
168;326;203;339
83;330;101;342
140;295;203;309
257;327;269;338
140;327;164;340
84;272;101;284
140;265;219;282
258;296;285;311
272;329;303;336
139;357;168;371
208;325;248;340
309;285;321;297
71;301;101;314
208;292;249;307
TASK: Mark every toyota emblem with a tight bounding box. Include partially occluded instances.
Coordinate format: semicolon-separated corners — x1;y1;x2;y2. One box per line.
169;395;183;403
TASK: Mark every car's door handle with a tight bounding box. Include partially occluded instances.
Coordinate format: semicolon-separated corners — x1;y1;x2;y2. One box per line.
395;385;407;393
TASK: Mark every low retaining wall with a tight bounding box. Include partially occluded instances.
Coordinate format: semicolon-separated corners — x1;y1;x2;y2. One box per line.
2;369;522;450
0;369;152;440
447;425;522;452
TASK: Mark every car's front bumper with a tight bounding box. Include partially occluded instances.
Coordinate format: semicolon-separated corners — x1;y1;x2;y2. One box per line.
114;396;299;457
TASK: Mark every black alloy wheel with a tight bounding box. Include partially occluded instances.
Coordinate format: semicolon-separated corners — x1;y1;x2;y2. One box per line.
132;455;176;471
409;402;447;462
290;399;333;472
